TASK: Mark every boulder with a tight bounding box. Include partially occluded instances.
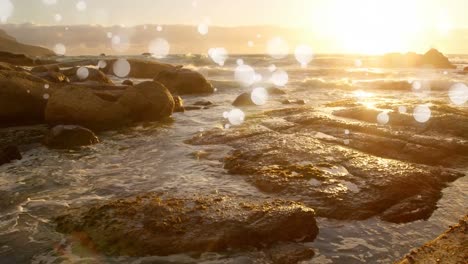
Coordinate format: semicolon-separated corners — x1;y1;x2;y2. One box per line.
31;64;60;73
122;79;133;86
380;49;455;69
155;68;214;95
55;194;319;256
118;81;174;122
0;70;50;124
232;92;255;107
104;59;174;79
421;49;456;69
282;99;306;105
0;145;21;166
173;96;185;112
62;67;113;85
193;100;213;106
45;85;129;130
43;125;99;149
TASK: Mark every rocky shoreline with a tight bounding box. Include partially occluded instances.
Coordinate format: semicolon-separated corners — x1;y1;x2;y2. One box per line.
396;215;467;264
0;46;466;262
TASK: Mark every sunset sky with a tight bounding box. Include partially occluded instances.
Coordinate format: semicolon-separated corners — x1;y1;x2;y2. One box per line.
2;0;468;54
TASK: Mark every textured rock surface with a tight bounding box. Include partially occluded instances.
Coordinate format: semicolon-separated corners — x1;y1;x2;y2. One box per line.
55;194;319;257
396;215;467;264
188;101;466;223
43;125;99;149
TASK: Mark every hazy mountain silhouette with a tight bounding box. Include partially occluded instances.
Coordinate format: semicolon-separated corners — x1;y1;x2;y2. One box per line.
0;28;54;56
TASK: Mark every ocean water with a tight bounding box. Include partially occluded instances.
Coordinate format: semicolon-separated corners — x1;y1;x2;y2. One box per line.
0;54;467;263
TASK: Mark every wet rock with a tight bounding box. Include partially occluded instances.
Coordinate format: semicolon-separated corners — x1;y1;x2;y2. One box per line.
33;71;70;83
380;49;455;69
118;81;174;122
0;145;21;166
267;87;287;95
173;96;185;112
267;243;315;264
43;125;99;149
282;99;306;105
30;64;60;73
62;67;113;85
55;194;319;257
233;92;255;107
0;70;50;125
0;51;36;66
184;106;203;111
155;68;214;95
45;85;129;130
188;105;465;223
193;100;213;106
46;81;174;130
104;58;174;79
396;215;467;264
122;79;133;86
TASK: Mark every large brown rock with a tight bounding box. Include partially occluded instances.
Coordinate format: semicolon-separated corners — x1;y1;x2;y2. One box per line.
0;145;21;166
0;70;50;124
45;81;174;130
44;85;129;130
155;67;214;95
104;59;174;79
55;194;319;257
43;125;99;149
61;67;114;85
380;49;455;69
118;81;174;122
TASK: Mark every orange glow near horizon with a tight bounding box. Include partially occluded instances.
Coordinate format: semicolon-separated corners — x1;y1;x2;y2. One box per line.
306;0;453;54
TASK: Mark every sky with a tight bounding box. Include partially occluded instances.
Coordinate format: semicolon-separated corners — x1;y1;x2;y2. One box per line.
1;0;468;54
4;0;468;28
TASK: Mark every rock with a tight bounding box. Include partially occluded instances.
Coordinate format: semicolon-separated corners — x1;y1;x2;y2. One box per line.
55;194;319;256
421;49;456;69
0;70;50;125
45;85;130;130
380;49;455;69
31;64;60;73
233;92;255;107
267;243;315;264
141;52;152;56
173;96;185;112
184;106;203;111
0;62;24;71
104;59;174;79
396;215;467;264
0;51;36;66
0;145;21;166
33;71;70;83
43;125;99;149
118;81;174;122
99;53;106;57
282;99;306;105
267;87;287;95
155;68;214;95
122;79;133;86
188;103;466;223
62;67;113;85
464;66;468;72
193;100;213;106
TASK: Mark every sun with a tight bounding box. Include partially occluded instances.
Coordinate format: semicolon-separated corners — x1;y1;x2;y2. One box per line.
311;0;425;54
